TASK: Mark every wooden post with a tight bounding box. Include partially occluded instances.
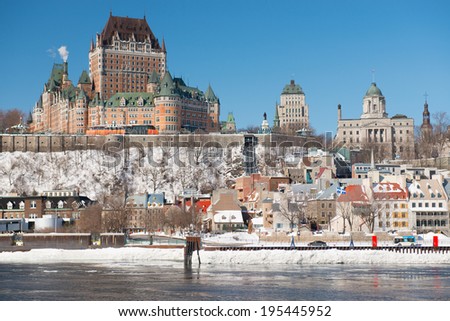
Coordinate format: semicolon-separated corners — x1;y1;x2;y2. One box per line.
185;236;201;266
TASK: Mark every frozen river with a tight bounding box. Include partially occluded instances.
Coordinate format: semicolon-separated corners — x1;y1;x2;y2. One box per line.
1;248;450;300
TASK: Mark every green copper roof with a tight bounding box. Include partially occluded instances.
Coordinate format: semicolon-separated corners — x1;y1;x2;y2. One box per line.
148;70;160;83
105;92;155;108
205;84;219;103
157;71;180;97
365;82;383;97
78;70;91;84
77;89;87;100
282;80;304;95
61;84;77;102
46;63;64;91
226;112;235;123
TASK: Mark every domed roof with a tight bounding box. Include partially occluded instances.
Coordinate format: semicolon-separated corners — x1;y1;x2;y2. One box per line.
282;80;304;95
365;82;383;97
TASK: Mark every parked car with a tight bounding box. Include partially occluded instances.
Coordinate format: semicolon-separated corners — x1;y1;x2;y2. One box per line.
308;240;328;247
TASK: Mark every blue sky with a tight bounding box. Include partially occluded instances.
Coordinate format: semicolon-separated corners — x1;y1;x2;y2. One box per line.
1;0;449;134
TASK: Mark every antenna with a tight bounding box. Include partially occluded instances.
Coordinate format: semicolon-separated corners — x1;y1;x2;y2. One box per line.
371;69;376;83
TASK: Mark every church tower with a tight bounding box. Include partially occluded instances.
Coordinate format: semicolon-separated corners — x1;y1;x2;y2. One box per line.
420;99;433;140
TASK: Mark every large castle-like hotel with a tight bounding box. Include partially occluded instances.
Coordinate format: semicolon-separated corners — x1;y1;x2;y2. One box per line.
31;13;220;134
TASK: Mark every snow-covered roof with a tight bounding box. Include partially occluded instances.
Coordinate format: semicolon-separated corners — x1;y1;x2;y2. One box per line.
214;210;244;224
372;182;407;200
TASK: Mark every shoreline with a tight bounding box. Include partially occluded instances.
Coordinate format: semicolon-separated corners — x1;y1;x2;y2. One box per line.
2;247;450;265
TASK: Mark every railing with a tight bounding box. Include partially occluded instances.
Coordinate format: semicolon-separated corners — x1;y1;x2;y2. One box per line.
203;244;450;254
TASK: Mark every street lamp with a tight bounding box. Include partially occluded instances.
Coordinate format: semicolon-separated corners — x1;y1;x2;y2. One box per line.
55;202;58;233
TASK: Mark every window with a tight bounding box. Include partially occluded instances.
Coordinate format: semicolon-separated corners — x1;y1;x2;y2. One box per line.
19;201;25;210
7;201;13;210
30;201;37;209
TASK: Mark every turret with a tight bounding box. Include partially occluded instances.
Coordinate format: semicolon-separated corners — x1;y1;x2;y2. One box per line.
273;103;280;128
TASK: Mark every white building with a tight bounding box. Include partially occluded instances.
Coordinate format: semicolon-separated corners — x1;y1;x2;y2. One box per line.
274;80;309;134
408;176;449;234
336;82;415;160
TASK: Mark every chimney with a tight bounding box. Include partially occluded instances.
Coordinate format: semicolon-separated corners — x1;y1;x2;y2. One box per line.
338;104;342;121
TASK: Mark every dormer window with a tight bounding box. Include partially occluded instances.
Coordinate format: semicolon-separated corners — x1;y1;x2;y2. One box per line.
7;201;13;210
137;97;144;107
120;97;126;107
58;200;64;209
19;201;25;210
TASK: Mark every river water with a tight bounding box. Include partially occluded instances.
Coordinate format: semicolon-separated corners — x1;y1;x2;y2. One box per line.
1;261;449;301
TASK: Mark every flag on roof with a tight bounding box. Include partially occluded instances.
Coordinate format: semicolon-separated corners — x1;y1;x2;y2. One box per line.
337;186;346;195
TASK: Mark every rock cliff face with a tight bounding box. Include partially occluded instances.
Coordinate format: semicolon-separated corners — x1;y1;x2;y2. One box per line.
0;133;310;200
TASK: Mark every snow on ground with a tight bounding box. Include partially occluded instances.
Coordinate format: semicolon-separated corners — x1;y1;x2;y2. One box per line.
202;232;259;245
1;247;450;265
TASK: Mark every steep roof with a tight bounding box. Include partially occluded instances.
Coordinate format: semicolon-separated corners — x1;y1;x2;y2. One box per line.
205;84;219;103
148;70;160;84
100;14;161;48
157;71;179;97
78;70;91;84
46;63;64;91
226;112;235;123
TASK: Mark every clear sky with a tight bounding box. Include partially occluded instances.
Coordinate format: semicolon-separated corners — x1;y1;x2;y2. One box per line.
1;0;449;135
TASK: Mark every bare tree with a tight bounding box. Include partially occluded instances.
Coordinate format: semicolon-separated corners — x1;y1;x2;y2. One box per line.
164;205;190;233
432;112;450;157
0;108;25;133
336;201;353;234
355;201;378;233
142;207;165;237
276;193;305;232
146;167;167;193
78;203;103;233
102;194;129;232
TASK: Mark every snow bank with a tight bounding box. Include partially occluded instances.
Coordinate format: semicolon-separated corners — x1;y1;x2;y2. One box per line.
202;232;259;245
0;248;182;264
2;247;450;265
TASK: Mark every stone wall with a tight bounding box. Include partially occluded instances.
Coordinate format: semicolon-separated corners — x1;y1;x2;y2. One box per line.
0;233;125;251
0;133;309;153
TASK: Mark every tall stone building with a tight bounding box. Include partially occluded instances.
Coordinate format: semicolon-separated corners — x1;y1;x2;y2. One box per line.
32;13;220;134
89;13;166;101
273;80;309;134
335;82;415;160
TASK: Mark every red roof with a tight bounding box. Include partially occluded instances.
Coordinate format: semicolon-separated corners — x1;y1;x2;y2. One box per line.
186;199;211;214
372;182;407;200
337;185;369;203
